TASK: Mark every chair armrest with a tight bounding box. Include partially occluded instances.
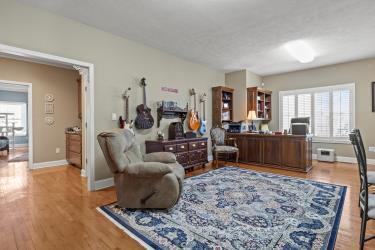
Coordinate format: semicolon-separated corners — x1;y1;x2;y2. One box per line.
143;152;177;163
225;138;237;147
126;162;172;177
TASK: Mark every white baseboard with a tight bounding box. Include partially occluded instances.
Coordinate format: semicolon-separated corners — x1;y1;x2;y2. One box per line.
14;143;28;148
32;159;68;169
313;153;375;165
81;168;87;177
94;177;114;190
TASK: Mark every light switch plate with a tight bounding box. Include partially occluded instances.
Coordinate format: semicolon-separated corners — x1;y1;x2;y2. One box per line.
369;146;375;152
112;113;117;121
56;147;60;154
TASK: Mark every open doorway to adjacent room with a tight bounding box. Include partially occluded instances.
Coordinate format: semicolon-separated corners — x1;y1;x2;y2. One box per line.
0;81;31;165
0;43;95;190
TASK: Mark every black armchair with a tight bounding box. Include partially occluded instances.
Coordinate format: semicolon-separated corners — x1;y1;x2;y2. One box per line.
0;136;9;155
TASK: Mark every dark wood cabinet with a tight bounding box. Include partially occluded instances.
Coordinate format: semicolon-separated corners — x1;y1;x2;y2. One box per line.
247;87;272;121
212;86;234;127
145;137;208;170
281;137;312;169
66;132;82;168
228;133;312;172
263;137;282;165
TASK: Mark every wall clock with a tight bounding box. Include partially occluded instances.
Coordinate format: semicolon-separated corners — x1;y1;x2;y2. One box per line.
45;93;54;102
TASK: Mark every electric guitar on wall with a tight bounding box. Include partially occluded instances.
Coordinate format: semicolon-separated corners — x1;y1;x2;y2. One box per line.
188;88;200;131
198;93;207;135
122;87;134;133
134;78;154;129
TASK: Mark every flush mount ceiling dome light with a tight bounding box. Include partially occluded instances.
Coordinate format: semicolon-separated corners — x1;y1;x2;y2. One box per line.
285;40;315;63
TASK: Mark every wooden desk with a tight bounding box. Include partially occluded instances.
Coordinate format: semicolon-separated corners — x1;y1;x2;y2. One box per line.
227;133;313;172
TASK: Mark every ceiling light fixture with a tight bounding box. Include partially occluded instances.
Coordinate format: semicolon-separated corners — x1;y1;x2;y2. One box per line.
285;40;315;63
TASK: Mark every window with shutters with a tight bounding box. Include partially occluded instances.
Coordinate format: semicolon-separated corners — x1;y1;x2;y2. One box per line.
279;83;355;143
282;95;295;131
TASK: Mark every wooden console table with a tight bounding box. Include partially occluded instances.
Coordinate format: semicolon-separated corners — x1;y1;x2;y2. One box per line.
228;133;313;172
145;137;208;170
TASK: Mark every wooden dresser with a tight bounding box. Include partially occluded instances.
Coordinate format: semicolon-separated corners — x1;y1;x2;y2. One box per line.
66;132;82;168
145;137;208;170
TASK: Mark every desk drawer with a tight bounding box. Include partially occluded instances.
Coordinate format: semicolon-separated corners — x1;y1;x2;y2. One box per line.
69;134;81;142
164;145;176;153
188;141;199;150
176;143;188;152
197;140;207;149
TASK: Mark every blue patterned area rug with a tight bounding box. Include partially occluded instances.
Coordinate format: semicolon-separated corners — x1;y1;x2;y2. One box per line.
97;167;346;250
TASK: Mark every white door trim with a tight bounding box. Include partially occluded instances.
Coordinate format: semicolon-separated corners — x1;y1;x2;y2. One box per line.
0;80;33;168
0;43;95;191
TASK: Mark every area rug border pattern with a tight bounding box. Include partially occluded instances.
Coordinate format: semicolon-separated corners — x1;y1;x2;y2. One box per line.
97;166;347;250
97;206;158;250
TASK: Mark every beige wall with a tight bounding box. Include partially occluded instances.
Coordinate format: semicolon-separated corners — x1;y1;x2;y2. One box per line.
0;57;81;163
263;58;375;158
225;69;263;121
225;70;247;121
0;0;224;180
246;70;263;88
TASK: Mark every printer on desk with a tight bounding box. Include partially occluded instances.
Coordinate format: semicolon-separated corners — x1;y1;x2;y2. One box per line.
290;117;310;135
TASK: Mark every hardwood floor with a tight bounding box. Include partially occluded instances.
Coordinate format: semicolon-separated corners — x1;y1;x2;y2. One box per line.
0;160;374;249
0;147;28;163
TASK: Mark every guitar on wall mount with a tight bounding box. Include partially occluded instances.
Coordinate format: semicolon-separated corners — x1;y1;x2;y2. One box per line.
188;88;200;131
135;78;154;129
198;93;207;135
122;87;134;133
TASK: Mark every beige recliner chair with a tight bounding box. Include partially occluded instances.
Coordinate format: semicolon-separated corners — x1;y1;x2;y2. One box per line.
97;129;185;209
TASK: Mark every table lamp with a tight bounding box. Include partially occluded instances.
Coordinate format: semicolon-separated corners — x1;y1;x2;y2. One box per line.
247;110;257;131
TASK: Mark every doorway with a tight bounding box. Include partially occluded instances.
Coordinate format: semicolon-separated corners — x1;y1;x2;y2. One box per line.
0;80;32;168
0;43;95;191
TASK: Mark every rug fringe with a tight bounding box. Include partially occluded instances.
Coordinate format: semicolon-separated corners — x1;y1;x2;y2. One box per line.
96;207;154;250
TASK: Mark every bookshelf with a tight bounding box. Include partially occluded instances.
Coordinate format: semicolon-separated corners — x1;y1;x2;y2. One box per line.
212;86;234;127
247;87;272;121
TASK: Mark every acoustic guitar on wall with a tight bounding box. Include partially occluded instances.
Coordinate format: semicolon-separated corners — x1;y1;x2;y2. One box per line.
198;93;207;135
188;88;200;131
134;78;154;129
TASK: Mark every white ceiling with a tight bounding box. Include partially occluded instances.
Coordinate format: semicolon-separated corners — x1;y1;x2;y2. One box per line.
17;0;375;76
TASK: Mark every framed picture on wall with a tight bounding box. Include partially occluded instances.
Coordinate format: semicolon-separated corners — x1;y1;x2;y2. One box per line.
372;82;375;112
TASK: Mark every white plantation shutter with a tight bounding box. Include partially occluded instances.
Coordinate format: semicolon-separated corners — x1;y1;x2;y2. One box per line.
282;95;295;130
314;92;330;137
279;83;355;142
332;89;351;137
297;94;311;118
297;93;312;131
